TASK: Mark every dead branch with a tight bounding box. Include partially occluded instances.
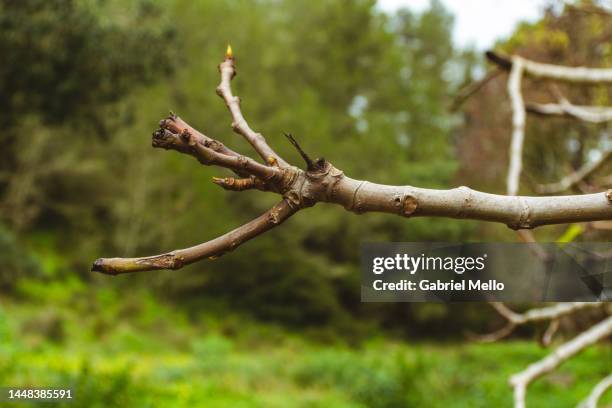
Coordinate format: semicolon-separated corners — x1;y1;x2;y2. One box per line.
450;69;501;112
475;302;606;343
527;102;612;123
92;199;297;274
494;302;605;325
216;45;288;167
537;150;612;194
578;374;612;408
507;56;526;196
486;51;612;84
92;48;612;275
510;315;612;408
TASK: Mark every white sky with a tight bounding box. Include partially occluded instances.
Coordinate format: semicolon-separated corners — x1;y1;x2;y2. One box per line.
378;0;550;49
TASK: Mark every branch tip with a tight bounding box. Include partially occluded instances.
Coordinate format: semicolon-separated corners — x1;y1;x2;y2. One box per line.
485;50;512;70
91;258;108;274
284;132;317;171
225;44;233;59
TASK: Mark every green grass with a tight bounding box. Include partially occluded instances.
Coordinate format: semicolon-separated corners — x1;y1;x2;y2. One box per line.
0;282;610;407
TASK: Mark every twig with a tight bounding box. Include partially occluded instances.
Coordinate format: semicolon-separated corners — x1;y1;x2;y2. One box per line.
541;319;560;347
450;69;501;112
486;51;612;84
510;315;612;408
92;199;297;274
527;102;612;123
577;374;612;408
216;45;288;167
474;302;605;343
92;48;612;274
537;150;612;194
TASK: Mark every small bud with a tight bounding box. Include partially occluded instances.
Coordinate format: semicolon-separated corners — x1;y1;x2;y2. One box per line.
225;44;233;59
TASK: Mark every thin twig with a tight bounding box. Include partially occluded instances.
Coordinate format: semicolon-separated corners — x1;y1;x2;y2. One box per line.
486;51;612;84
510;315;612;408
537;150;612;194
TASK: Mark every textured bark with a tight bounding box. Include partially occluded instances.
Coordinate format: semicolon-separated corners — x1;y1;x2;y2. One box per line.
323;172;612;228
578;374;612;408
92;50;612;275
216;48;288;167
92;199;297;275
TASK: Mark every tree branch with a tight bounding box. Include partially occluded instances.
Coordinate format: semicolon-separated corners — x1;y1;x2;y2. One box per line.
486;51;612;84
92;199;297;275
152;127;281;181
92;48;612;274
216;45;288;167
527;102;612;123
537;149;611;194
578;374;612;408
325;175;612;229
510;315;612;408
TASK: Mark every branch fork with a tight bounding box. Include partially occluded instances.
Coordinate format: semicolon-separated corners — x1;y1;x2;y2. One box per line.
93;48;612;275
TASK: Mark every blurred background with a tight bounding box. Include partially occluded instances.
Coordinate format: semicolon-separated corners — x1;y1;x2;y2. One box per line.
0;0;610;406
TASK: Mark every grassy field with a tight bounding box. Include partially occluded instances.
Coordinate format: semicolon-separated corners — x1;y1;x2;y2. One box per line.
0;280;610;407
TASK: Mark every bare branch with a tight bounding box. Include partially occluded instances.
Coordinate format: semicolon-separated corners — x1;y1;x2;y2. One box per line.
212;175;269;192
92;199;298;275
527;102;612;123
577;374;612;408
487;51;612;84
498;302;605;325
326;172;612;229
92;48;612;274
216;46;288;167
152;127;281;181
507;56;526;196
470;321;517;343
450;69;501;112
475;302;606;343
537;150;612;194
160;114;242;158
540;319;560;347
510;315;612;408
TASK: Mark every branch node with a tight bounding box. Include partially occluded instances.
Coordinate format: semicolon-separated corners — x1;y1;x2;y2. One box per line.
402;194;418;217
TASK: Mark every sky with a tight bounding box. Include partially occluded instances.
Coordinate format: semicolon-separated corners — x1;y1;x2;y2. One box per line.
377;0;550;50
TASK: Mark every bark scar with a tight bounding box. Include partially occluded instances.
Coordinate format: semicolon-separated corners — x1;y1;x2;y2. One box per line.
402;194;418;216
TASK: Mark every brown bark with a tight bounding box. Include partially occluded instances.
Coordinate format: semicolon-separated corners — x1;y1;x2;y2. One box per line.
92;50;612;275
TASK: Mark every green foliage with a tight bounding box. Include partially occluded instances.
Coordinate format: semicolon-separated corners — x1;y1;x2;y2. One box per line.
0;224;41;289
0;294;610;407
0;0;173;127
